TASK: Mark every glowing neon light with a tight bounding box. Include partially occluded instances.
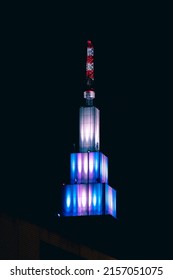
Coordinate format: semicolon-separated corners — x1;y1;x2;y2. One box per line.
66;195;71;208
89;153;94;173
84;153;88;174
78;153;82;174
93;194;97;207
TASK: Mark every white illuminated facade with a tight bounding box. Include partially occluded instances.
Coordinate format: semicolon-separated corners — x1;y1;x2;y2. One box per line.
79;106;100;152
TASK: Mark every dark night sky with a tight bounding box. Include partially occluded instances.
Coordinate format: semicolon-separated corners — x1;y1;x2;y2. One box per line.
1;3;172;259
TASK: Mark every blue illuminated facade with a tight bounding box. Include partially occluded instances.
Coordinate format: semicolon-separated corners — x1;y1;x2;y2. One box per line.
61;42;116;218
62;183;116;217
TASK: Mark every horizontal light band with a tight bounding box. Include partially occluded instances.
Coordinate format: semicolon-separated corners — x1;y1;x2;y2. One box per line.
62;183;116;218
70;152;108;184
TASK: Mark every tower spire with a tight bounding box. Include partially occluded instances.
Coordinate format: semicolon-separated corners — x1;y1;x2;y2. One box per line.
86;40;94;89
84;40;95;106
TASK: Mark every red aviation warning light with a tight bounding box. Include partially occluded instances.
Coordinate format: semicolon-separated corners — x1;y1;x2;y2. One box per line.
86;40;94;89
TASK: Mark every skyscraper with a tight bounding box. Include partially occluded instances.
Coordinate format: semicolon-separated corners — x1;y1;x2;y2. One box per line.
61;41;116;218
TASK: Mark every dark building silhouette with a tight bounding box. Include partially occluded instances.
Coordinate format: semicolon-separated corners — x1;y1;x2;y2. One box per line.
0;212;116;260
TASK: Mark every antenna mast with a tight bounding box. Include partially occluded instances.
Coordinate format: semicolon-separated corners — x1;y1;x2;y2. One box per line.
84;40;95;106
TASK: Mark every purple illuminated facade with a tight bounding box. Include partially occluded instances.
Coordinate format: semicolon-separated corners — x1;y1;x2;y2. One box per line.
61;41;116;218
70;152;108;184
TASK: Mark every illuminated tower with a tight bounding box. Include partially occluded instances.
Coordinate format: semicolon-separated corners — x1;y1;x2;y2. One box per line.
61;41;116;218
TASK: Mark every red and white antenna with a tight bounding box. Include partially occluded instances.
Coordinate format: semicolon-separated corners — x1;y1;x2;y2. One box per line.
86;40;94;88
84;40;95;105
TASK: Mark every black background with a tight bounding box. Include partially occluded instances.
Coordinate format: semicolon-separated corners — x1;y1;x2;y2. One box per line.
1;2;172;259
